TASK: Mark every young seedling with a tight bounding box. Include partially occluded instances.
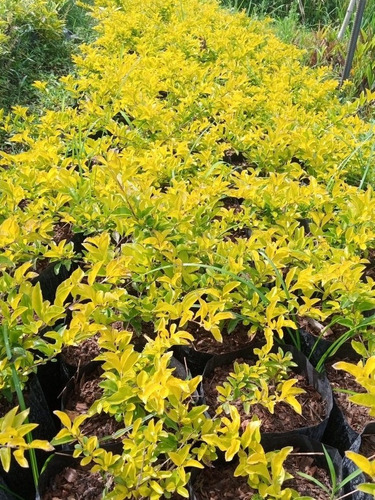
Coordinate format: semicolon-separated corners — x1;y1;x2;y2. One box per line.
296;445;363;500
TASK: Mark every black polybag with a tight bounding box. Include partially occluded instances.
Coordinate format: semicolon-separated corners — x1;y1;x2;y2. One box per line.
0;376;56;500
342;422;375;500
199;344;333;443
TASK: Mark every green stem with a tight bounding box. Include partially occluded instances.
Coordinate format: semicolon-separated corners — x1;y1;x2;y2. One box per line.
315;315;375;372
308;316;341;361
2;325;40;496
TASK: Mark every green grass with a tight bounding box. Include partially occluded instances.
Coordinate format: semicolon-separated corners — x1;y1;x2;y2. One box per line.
0;0;95;114
220;0;375;99
222;0;374;29
1;0;375;117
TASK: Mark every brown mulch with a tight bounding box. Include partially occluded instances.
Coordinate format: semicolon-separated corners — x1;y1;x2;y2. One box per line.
194;451;331;499
222;149;248;168
111;321;153;351
17;198;31;210
111;321;124;331
61;335;101;368
124;321;158;350
194;461;257;499
325;361;374;433
223;227;252;242
54;222;74;244
360;433;375;459
64;364;121;439
34;223;74;275
188;322;255;354
35;258;51;274
358;431;375;484
283;451;331;500
65;364;103;411
42;466;113;500
221;196;244;213
203;360;326;433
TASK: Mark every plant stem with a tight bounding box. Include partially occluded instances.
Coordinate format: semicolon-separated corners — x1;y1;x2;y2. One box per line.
315;314;375;371
2;324;40;496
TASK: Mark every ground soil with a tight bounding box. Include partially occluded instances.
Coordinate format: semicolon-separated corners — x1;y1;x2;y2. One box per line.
61;335;101;368
203;360;326;433
17;198;31;211
64;364;121;439
360;433;375;460
325;360;374;433
42;466;113;500
283;451;331;500
193;451;331;500
35;257;51;274
53;222;74;244
221;196;244;213
187;322;255;354
35;223;74;274
60;323;153;366
224;226;252;242
131;321;158;350
193;461;258;499
357;432;375;484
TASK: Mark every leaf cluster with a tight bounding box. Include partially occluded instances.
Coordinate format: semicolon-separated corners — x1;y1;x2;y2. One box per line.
217;342;305;415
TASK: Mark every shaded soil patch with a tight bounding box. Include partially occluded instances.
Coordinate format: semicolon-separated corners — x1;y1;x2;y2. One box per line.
61;335;101;368
127;321;158;351
360;433;375;460
35;257;51;274
203;361;326;432
64;364;121;439
224;226;252;242
194;450;332;499
221;196;244;212
194;461;257;499
325;361;374;433
64;364;103;411
283;450;331;500
223;149;248;167
188;322;254;354
42;466;113;500
54;222;74;244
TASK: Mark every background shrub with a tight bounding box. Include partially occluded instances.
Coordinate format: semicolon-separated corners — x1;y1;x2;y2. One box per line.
0;0;94;112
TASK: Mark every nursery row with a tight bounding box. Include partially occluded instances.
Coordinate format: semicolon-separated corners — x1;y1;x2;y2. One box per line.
0;0;375;497
0;291;374;499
